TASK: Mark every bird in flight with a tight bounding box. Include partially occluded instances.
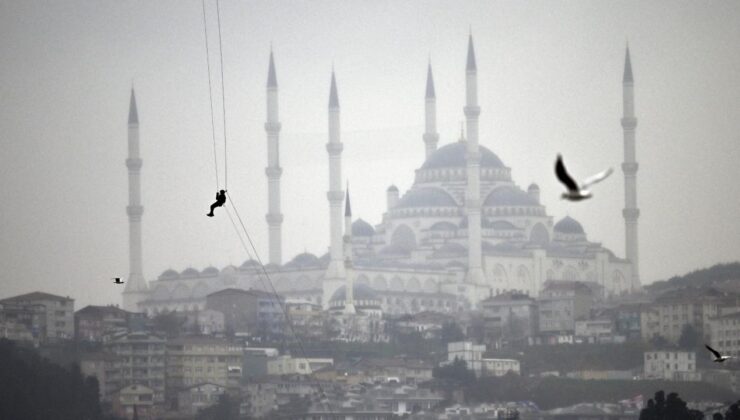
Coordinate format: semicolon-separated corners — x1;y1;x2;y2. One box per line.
555;154;613;201
705;344;732;363
113;278;124;285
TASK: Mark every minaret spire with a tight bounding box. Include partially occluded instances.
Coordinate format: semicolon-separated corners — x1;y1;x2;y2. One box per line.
464;34;485;289
265;49;283;264
324;68;345;308
423;60;439;158
621;44;640;289
123;88;148;311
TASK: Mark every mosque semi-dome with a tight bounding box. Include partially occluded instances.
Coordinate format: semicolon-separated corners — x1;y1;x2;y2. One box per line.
180;268;199;278
421;142;505;170
330;283;380;305
397;187;457;208
554;216;585;235
351;219;375;237
286;252;321;268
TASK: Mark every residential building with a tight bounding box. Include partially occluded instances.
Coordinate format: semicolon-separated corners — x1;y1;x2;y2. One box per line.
205;288;285;337
285;298;324;340
481;358;520;377
267;355;333;376
446;341;485;376
538;281;595;335
708;311;740;358
105;331;167;404
640;288;740;344
177;383;226;415
165;335;242;401
0;292;74;342
75;305;140;343
643;351;699;381
480;291;538;345
575;319;615;341
79;352;123;400
613;303;643;340
110;384;155;420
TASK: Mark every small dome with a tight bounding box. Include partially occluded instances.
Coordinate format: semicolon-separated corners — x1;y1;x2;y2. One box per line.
421;142;505;170
286;252;321;268
330;284;380;304
240;259;260;270
397;187;457;208
159;269;180;280
180;268;199;278
352;219;375;237
201;266;219;277
554;216;585;234
387;185;399;192
484;187;538;207
528;183;540;191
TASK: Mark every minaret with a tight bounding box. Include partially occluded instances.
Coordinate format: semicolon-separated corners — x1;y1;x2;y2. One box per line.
265;49;283;265
324;70;345;307
464;34;485;285
621;45;640;288
343;187;356;314
123;89;149;312
423;60;439;158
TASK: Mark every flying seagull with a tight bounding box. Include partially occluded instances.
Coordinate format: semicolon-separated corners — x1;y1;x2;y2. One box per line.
113;278;124;285
555;154;613;201
705;344;732;363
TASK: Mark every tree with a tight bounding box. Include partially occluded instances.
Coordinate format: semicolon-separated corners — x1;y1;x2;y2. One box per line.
638;390;704;420
441;322;465;344
196;394;240;420
678;325;700;350
725;401;740;420
433;357;476;384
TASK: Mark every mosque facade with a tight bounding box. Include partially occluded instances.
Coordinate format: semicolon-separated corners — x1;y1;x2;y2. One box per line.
123;36;641;316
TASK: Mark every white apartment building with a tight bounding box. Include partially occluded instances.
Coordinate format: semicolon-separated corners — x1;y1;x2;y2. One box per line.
643;351;699;382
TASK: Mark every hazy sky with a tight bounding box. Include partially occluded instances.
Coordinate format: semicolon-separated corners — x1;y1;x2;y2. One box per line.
1;0;739;308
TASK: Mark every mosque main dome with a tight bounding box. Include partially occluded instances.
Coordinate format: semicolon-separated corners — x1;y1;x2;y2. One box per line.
420;142;505;169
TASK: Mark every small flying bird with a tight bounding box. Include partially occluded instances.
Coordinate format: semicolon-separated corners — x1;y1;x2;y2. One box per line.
555;154;613;201
113;278;124;285
705;344;732;363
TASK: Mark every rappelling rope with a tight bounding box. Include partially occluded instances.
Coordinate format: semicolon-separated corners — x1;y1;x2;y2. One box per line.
215;0;228;190
201;0;219;190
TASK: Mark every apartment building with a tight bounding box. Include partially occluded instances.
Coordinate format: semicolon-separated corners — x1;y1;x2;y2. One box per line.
0;291;74;342
105;331;167;404
643;351;699;381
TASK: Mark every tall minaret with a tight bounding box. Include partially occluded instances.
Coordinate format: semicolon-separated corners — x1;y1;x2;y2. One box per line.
343;187;356;314
265;49;283;265
464;35;485;285
423;61;439;158
123;89;149;312
621;45;640;288
324;70;345;307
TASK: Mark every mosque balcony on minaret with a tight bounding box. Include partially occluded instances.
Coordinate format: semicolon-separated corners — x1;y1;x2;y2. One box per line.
463;105;481;117
265;166;283;178
126;158;142;170
327;190;344;201
620;117;637;129
325;142;344;155
622;208;640;220
127;205;143;218
621;162;639;174
265;213;284;224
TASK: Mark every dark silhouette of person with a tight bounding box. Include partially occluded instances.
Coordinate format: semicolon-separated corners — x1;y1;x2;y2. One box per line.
207;190;227;217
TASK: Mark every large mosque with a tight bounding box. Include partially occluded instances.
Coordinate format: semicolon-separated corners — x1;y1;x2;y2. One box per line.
123;36;641;316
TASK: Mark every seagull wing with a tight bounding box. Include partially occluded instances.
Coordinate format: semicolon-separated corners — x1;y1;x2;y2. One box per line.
555;155;580;193
706;344;722;358
581;167;614;189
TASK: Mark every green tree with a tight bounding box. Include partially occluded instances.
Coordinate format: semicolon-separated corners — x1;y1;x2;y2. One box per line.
678;325;700;350
638;390;704;420
196;394;240;420
440;322;465;344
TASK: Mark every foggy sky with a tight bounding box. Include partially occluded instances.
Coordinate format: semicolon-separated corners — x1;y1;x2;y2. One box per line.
1;0;739;308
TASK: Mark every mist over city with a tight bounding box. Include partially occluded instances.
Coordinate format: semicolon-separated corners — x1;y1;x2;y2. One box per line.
1;1;740;419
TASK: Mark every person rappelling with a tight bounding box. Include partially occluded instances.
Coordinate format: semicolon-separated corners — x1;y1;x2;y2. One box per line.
207;189;227;217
